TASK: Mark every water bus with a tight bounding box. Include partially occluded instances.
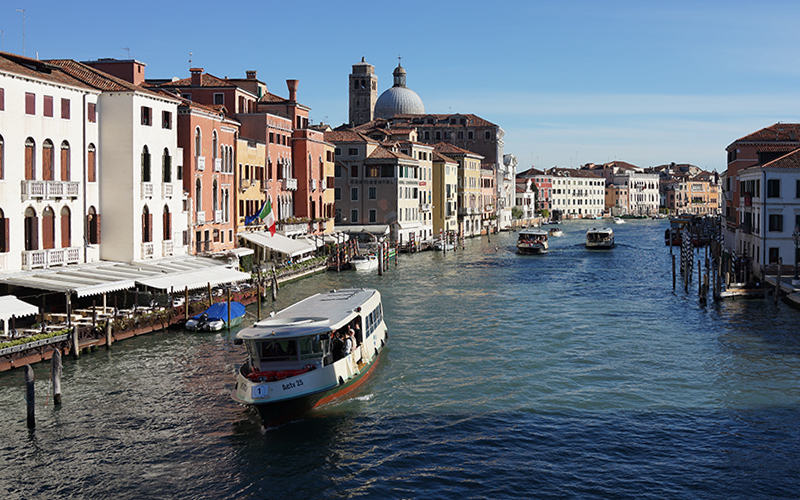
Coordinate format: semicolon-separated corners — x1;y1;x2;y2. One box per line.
517;228;549;254
232;288;388;427
586;227;615;249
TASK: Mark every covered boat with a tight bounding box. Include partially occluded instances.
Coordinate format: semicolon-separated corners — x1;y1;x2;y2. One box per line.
186;301;246;331
586;227;615;249
232;288;388;427
517;228;549;254
351;254;379;271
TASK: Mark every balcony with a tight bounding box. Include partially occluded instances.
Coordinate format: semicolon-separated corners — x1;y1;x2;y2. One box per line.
141;242;154;259
420;203;431;212
196;211;206;224
21;180;80;201
0;254;7;272
276;220;308;235
196;156;205;171
740;221;752;235
141;182;154;199
22;247;81;270
311;178;318;191
214;158;222;172
215;210;223;223
162;240;174;256
162;183;173;198
743;195;752;207
281;178;298;191
261;180;272;192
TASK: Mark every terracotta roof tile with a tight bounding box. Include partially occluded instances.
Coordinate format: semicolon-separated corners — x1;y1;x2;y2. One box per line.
324;130;375;143
0;52;92;90
46;59;170;100
259;92;288;103
432;151;456;164
732;123;800;144
432;142;483;158
762;148;800;169
367;146;411;161
159;73;236;88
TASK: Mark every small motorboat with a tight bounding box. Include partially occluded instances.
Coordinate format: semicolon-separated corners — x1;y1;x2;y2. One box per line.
186;301;246;331
434;239;455;251
613;217;625;224
351;254;379;271
548;227;563;237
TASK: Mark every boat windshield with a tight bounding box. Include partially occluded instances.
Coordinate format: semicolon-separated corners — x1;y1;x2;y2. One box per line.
257;334;329;362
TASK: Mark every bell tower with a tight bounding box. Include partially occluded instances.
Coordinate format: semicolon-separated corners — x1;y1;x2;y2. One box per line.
349;57;377;126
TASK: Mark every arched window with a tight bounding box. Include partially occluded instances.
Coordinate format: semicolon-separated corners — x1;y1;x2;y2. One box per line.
163;205;171;241
24;207;38;251
212;131;218;160
142;205;152;243
60;141;70;181
162;148;171;182
223;188;230;222
87;143;96;182
42;206;55;249
194;127;202;156
0;208;7;252
195;178;202;213
141;145;151;182
42;139;54;180
87;206;100;244
60;206;71;248
25;138;36;180
212;179;219;212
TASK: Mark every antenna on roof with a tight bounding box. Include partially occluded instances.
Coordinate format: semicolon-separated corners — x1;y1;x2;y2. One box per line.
15;9;25;57
122;47;130;58
189;52;193;68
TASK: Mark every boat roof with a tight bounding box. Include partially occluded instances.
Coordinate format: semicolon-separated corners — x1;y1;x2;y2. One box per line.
519;228;548;235
236;288;379;340
587;227;613;233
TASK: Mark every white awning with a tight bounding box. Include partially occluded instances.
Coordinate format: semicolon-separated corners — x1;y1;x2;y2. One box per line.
229;247;254;257
239;232;315;257
0;296;40;321
0;262;152;297
136;266;251;291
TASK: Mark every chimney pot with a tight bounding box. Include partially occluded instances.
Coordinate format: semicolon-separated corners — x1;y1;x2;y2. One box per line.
190;68;203;86
246;70;257;80
286;79;299;102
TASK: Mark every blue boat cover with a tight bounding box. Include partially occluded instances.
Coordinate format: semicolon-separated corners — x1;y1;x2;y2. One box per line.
192;301;246;321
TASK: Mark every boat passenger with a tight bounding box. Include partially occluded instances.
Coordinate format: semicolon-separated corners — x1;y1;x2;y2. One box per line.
331;332;344;361
354;323;362;347
343;331;353;356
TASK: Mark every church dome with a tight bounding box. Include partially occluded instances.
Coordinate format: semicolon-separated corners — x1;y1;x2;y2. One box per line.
374;63;424;118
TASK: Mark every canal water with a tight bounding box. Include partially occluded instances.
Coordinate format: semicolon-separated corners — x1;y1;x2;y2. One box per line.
2;219;800;499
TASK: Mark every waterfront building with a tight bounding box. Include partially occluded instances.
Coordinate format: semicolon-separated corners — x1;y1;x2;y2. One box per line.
234;135;266;233
481;166;496;234
434;143;483;237
171;96;238;255
517;167;552;214
606;184;630;216
515;179;537;220
326;129;422;245
736;149;800;276
0;52;102;272
432;151;458;237
582;161;658;215
547;167;605;218
291;127;336;235
395;140;434;243
664;174;719;216
722;123;800;259
48;58;187;263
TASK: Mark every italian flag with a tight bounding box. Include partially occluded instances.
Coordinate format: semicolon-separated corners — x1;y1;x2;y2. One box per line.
260;198;276;237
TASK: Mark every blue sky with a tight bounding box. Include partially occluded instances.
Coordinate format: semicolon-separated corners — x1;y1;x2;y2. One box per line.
3;0;800;172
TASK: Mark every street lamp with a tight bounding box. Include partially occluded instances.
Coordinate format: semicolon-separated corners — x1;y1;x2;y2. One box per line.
792;225;800;285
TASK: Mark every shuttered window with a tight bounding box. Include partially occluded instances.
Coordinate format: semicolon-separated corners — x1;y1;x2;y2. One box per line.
88;103;96;123
42;141;54;180
0;88;5;111
42;212;55;249
43;95;53;117
25;138;35;180
25;215;38;251
61;98;70;119
60;209;71;248
88;212;101;244
163;210;172;241
25;93;35;115
0;217;8;253
60;142;70;181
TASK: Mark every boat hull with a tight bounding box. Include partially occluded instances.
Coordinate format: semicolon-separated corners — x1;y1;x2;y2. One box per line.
517;244;548;254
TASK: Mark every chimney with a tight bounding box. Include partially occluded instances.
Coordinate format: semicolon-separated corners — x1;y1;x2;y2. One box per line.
190;68;203;86
246;70;257;80
286;79;299;102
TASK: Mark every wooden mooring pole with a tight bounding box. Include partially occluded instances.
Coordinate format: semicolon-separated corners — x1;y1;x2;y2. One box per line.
776;257;782;304
227;287;232;331
672;254;676;290
71;326;79;359
51;349;62;406
256;281;262;321
25;364;35;429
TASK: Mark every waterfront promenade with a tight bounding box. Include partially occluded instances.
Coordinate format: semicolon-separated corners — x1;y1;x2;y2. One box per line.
2;220;800;499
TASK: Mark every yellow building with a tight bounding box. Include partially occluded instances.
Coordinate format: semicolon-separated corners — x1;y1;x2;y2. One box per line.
432;151;458;237
235;136;267;232
434;143;484;238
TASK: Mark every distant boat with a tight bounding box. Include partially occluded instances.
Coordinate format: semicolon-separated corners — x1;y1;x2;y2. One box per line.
517;228;549;254
434;240;455;251
586;227;615;249
548;227;563;237
186;301;246;331
613;217;625;224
